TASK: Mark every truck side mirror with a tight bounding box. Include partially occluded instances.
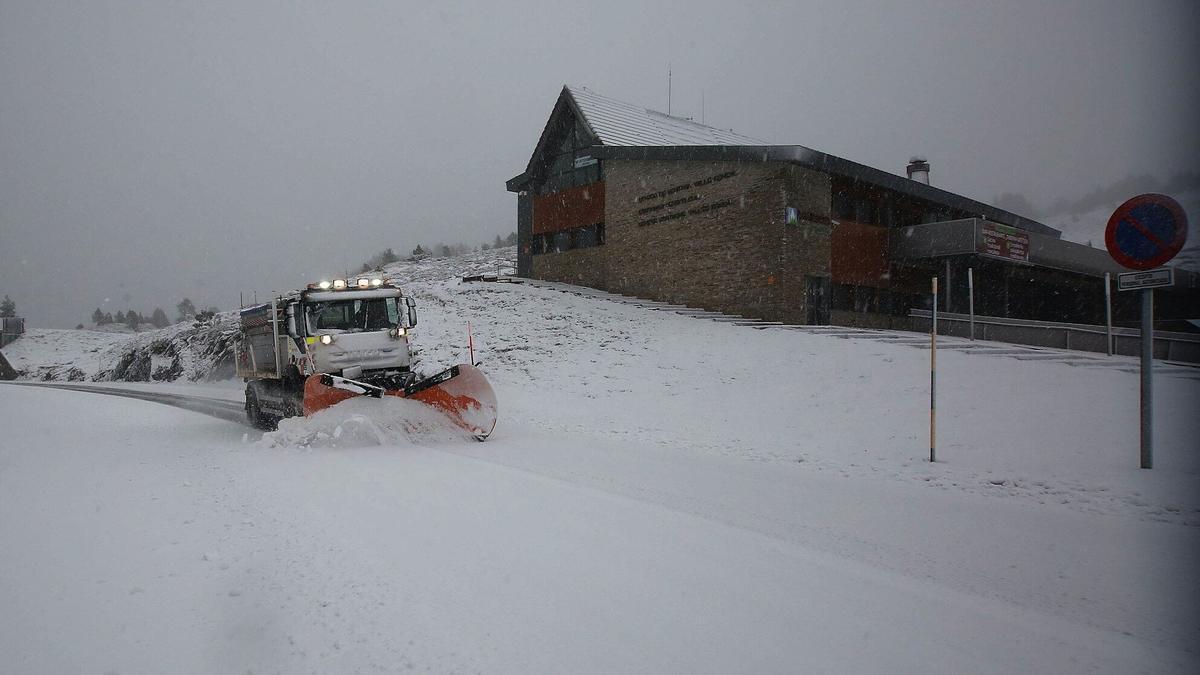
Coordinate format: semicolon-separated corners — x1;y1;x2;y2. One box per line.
285;303;299;338
405;296;417;327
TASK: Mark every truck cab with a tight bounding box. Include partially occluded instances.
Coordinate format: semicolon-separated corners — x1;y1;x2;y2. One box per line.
236;277;419;427
297;281;419;383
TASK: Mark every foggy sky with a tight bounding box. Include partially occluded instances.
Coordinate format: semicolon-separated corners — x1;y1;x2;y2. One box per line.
2;0;1197;328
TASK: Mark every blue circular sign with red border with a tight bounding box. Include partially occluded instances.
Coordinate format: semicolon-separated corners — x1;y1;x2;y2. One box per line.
1105;194;1188;270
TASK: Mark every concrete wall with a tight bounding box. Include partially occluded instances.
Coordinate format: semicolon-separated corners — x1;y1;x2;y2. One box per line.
530;159;832;323
830;309;909;330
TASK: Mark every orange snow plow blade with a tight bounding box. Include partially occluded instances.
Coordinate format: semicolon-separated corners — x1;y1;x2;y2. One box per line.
302;364;498;439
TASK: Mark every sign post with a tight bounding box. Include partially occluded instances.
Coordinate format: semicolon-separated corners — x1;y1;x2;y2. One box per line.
1139;289;1153;469
1105;194;1188;469
1104;272;1112;355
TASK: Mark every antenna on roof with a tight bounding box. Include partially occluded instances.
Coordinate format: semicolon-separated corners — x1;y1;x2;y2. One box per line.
668;64;672;115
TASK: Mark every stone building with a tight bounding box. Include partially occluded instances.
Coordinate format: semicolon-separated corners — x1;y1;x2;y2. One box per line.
505;86;1194;331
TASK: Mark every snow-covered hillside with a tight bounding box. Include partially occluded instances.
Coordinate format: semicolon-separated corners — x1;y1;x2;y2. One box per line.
2;244;1198;673
3;314;237;382
1;250;516;383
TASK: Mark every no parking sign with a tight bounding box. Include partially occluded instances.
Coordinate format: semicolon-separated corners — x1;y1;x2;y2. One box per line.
1103;193;1188;470
1105;194;1188;270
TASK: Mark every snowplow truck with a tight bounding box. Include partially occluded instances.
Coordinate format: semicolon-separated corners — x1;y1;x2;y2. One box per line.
234;277;497;438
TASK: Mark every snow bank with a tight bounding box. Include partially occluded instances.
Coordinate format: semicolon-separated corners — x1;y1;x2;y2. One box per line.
258;396;470;449
1;328;134;380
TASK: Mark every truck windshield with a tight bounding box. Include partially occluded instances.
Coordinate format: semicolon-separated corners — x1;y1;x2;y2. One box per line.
307;297;400;332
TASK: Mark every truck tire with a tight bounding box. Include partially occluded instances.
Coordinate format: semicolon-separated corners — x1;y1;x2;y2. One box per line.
245;386;276;431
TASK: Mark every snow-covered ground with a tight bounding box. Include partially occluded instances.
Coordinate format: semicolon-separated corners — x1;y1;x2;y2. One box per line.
2;247;1198;673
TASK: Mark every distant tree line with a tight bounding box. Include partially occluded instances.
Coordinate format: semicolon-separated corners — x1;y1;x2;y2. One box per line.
87;297;217;330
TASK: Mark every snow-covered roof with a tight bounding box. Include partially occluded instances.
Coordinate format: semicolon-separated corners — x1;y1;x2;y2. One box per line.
566;85;766;147
506;85;1060;238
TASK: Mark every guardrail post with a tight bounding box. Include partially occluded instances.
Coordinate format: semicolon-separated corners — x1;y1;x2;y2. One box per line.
944;260;952;313
930;277;937;463
968;268;975;341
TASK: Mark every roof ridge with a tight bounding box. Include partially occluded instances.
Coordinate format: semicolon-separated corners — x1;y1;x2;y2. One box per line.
563;84;767;146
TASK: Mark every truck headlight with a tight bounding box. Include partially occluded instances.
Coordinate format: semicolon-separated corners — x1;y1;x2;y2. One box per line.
320;334;334;345
389;327;407;338
333;279;346;289
318;280;332;290
357;278;370;288
371;278;383;287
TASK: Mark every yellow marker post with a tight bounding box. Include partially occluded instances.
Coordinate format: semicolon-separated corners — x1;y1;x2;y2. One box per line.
930;276;937;463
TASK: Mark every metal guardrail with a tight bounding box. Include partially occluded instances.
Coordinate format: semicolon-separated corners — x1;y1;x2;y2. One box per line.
908;309;1200;363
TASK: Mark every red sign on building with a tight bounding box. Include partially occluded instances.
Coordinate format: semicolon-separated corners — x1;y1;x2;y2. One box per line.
979;222;1030;262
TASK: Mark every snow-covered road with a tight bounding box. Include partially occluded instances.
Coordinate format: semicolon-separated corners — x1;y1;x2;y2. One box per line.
1;383;1196;674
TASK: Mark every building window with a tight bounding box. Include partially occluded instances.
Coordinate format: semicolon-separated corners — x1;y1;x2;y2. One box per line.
879;203;896;228
854;200;876;224
831;190;882;225
832;192;853;220
553;231;572;253
532;222;605;256
576;222;604;247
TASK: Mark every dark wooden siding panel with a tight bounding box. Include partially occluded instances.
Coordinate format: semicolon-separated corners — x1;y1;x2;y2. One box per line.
532;181;606;235
831;221;890;287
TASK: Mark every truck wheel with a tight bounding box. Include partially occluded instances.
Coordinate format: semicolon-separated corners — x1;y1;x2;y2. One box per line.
246;389;275;430
245;389;259;426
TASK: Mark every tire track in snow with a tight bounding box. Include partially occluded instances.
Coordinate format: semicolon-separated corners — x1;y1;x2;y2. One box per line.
0;381;252;427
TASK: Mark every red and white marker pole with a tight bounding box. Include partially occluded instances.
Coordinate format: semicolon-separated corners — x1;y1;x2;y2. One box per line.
468;321;475;365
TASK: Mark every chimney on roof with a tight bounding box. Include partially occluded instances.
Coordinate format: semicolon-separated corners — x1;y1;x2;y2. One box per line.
906;157;930;185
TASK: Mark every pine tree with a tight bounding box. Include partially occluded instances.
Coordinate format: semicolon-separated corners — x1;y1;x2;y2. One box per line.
412;244;426;257
150;308;169;328
176;298;196;323
92;308;105;325
115;310;126;324
103;312;113;324
0;295;15;318
126;311;140;329
493;234;504;249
